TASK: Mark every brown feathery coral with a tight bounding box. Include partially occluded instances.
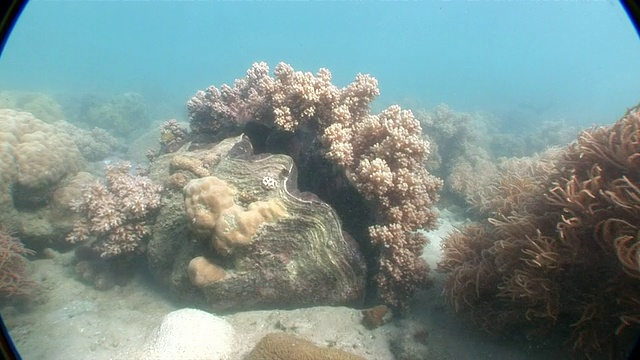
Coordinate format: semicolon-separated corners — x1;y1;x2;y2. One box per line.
0;229;36;299
187;62;442;309
66;161;163;258
438;104;640;357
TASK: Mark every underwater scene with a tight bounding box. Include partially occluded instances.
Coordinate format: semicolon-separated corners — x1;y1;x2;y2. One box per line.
1;1;640;359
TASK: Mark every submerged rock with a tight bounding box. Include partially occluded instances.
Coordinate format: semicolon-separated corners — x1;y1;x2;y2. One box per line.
147;135;366;311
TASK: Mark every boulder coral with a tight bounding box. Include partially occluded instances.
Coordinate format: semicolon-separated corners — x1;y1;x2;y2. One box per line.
0;109;85;207
0;91;65;123
0;109;88;249
137;308;235;360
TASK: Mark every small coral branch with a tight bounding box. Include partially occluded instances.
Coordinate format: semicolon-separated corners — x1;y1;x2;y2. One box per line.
159;119;189;153
0;229;36;299
66;161;163;258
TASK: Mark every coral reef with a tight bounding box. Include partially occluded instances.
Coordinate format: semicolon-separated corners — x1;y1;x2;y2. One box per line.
414;104;580;207
187;62;441;309
66;161;163;258
146;135;366;311
489;119;578;158
246;332;366;360
446;154;497;205
0;229;35;299
54;121;120;162
416;104;478;176
415;104;500;206
438;104;640;357
0;91;65;123
79;92;149;138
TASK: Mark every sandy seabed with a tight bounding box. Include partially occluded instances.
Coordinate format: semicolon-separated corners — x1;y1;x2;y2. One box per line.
2;208;568;360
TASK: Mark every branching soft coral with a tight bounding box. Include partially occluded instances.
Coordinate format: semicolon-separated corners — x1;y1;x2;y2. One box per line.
0;229;35;299
187;62;442;309
66;161;163;257
438;104;640;357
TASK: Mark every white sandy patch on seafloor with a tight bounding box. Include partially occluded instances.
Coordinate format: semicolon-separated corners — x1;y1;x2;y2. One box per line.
1;208;567;360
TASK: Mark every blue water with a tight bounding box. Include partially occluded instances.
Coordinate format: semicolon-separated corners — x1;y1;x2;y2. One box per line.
1;0;639;127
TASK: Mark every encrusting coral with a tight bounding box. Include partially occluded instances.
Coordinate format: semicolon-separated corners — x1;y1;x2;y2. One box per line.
187;62;442;309
246;332;366;360
184;176;287;254
438;104;640;357
66;161;163;258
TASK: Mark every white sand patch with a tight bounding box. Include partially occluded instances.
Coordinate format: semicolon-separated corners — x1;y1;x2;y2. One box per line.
421;206;470;269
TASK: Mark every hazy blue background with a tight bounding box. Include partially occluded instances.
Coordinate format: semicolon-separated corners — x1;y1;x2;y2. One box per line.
1;0;639;127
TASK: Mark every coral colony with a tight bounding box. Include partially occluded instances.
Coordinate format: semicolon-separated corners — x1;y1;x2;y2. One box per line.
438;105;640;356
187;62;442;309
0;230;35;298
66;161;162;258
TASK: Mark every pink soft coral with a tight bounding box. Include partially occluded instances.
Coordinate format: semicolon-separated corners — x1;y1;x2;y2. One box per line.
67;162;163;257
